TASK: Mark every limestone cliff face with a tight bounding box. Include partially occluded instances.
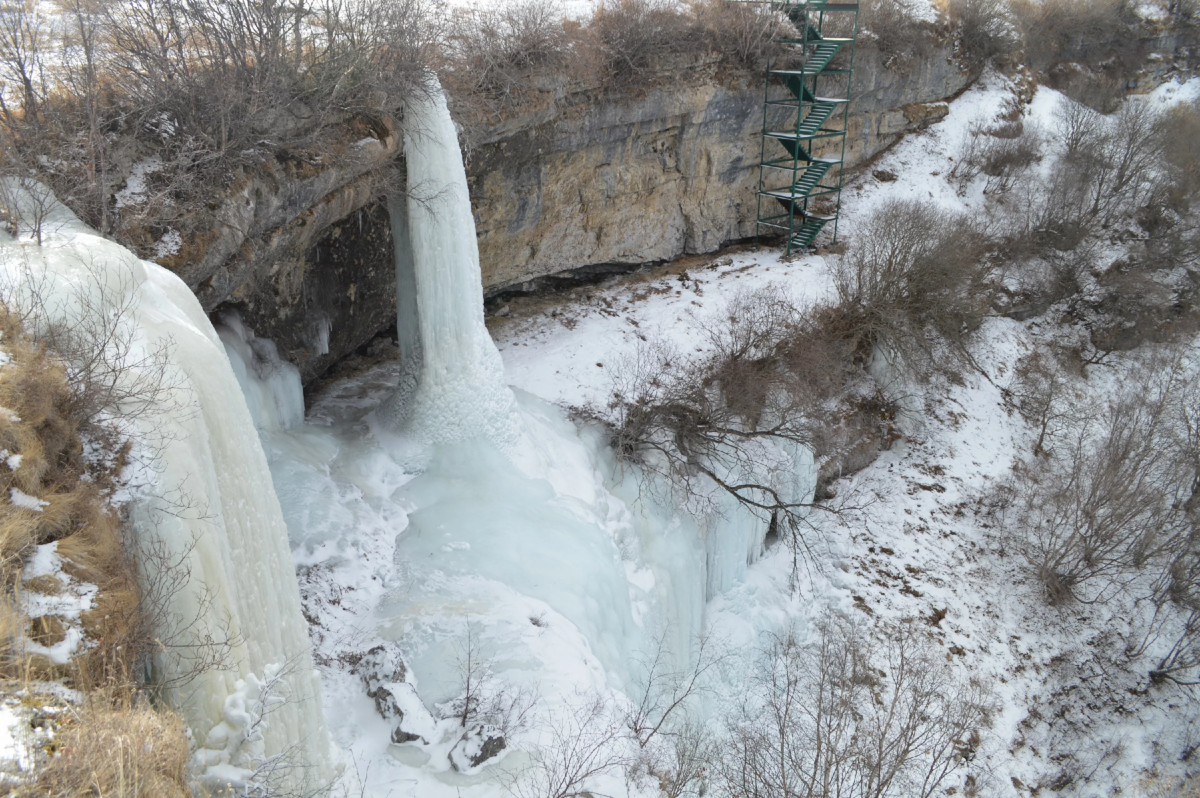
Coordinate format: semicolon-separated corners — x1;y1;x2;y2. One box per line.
237;47;974;382
155;117;401;381
466;45;975;294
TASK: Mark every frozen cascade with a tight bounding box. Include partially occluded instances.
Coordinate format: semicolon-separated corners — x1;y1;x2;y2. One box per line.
379;80;521;456
0;183;333;790
217;310;306;433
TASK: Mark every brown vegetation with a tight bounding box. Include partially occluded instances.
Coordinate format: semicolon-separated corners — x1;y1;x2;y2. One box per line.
0;305;190;794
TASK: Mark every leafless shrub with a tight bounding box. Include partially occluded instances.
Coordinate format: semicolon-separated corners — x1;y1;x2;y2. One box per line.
585;284;845;551
946;0;1015;67
1005;347;1084;456
641;716;713;798
506;692;630;798
978;124;1043;194
833;198;994;375
1016;97;1166;256
442;0;571;116
1130;605;1200;686
689;0;789;70
590;0;701;86
854;0;938;71
623;633;721;750
717;619;992;798
0;251;187;456
443;626;537;743
1011;0;1137;71
999;356;1199;605
1140;100;1200;271
0;0;48;121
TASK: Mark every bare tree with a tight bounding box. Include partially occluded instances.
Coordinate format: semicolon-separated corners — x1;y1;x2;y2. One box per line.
717;619;991;798
506;692;629;798
1005;346;1082;456
624;632;722;749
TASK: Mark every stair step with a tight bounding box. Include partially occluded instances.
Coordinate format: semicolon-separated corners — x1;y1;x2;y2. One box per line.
761;160;834;202
796;101;840;136
790;216;831;249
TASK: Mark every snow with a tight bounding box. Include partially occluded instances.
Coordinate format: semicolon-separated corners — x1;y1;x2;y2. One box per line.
112;156;163;210
153;227;182;260
19;543;96;664
8;489;46;512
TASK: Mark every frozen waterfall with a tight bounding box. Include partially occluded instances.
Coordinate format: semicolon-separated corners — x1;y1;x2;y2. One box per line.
0;183;333;792
380;81;521;456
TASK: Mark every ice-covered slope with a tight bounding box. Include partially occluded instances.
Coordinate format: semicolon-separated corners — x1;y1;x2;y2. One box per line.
0;183;332;791
201;79;819;797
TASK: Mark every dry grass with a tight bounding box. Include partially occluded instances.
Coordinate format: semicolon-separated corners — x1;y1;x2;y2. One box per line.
35;694;191;798
0;306;189;794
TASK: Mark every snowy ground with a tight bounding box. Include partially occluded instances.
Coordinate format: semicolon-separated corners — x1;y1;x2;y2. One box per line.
256;70;1200;797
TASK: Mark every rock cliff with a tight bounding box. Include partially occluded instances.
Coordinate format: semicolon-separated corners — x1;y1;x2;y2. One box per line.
173;30;1190;384
466;45;974;295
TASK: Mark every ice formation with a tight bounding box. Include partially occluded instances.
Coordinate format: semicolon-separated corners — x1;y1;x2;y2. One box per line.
379;81;521;456
217;310;306;433
212;78;818;794
0;182;333;790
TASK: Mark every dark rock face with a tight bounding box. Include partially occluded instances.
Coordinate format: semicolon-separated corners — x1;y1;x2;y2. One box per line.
226;199;398;384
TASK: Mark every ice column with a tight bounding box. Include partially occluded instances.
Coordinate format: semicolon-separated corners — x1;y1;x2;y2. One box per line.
380;80;520;452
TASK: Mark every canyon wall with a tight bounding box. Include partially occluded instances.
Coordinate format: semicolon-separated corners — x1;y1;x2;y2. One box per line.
255;45;974;381
170;27;1192;384
468;45;974;295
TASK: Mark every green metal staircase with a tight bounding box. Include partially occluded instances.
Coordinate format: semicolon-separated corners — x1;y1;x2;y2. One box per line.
755;0;859;254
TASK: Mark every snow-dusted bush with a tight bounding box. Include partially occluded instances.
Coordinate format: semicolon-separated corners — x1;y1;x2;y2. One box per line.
717;619;992;798
832;198;995;375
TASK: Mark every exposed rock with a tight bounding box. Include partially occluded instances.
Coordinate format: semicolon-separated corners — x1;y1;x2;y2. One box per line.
161;116;402;383
231;199;399;383
465;44;977;296
449;725;507;772
353;643;407;720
